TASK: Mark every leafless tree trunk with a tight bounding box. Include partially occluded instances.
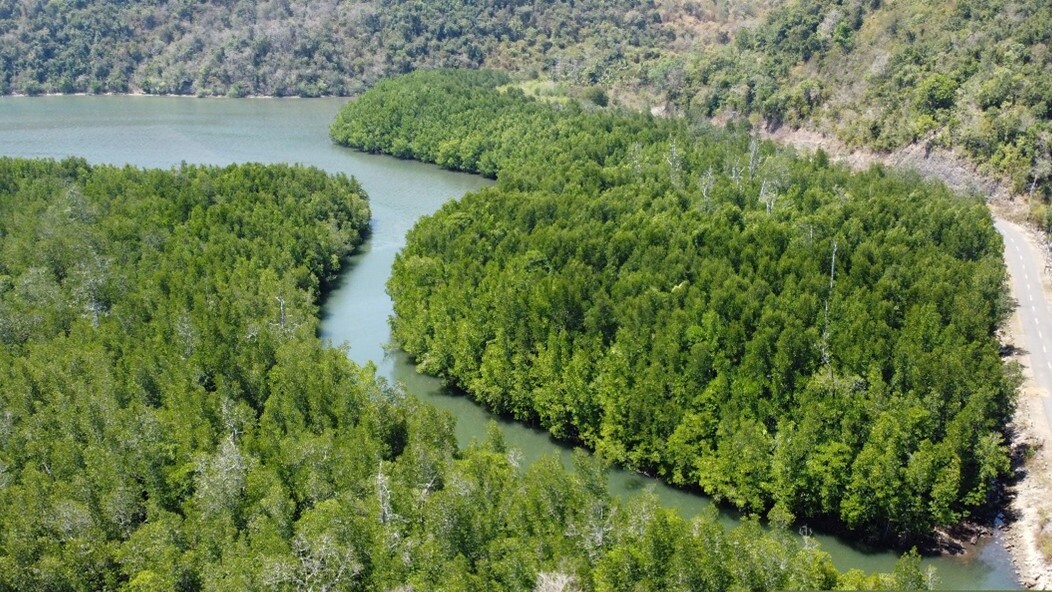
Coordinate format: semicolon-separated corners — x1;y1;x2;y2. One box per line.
535;572;579;592
748;132;762;179
821;239;838;383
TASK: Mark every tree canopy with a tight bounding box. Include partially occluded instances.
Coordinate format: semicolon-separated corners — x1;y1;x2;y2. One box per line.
0;0;670;98
333;70;1018;543
0;157;918;590
3;0;1050;208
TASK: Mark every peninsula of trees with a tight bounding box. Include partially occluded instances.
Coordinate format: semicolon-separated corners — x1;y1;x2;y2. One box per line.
0;158;925;590
332;70;1018;543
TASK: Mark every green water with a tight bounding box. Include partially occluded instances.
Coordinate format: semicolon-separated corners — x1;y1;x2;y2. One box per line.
0;95;1020;589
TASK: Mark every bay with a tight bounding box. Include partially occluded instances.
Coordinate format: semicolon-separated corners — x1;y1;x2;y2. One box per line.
0;95;1020;589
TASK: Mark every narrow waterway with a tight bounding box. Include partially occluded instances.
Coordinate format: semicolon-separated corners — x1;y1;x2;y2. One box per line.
0;95;1020;589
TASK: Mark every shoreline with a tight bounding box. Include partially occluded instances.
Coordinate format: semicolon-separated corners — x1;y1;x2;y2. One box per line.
2;90;351;100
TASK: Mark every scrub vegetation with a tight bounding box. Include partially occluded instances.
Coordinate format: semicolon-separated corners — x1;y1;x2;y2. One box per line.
0;0;671;98
668;0;1052;210
3;0;1050;205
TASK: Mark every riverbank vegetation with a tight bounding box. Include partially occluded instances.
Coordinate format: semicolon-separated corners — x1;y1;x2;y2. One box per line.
332;70;1018;544
4;0;1050;216
667;0;1052;211
0;158;920;590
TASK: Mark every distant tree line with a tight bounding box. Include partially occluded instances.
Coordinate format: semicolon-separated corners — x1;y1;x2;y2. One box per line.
0;0;669;98
332;70;1018;544
3;0;1050;214
0;157;924;590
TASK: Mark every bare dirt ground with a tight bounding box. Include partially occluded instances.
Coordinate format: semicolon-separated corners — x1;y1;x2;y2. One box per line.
762;126;1011;201
761;124;1052;589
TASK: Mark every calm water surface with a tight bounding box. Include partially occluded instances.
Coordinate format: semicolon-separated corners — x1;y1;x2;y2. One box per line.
0;95;1020;589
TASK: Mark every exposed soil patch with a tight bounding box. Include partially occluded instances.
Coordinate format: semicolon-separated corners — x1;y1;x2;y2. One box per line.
761;125;1011;202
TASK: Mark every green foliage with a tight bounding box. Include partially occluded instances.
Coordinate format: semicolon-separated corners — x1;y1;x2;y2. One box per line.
915;74;959;114
0;0;669;97
6;0;1047;199
672;0;1052;197
335;70;1016;542
583;86;609;107
0;158;370;589
0;157;902;589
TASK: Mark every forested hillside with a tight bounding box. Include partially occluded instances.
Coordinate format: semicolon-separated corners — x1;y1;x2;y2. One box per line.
4;0;1049;204
332;70;1018;543
664;0;1052;207
0;0;674;97
0;158;919;590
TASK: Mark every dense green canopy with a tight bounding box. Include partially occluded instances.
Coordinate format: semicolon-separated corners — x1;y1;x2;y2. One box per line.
0;0;667;98
333;70;1017;542
0;157;919;590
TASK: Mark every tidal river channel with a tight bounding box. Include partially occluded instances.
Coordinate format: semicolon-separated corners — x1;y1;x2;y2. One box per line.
0;95;1019;589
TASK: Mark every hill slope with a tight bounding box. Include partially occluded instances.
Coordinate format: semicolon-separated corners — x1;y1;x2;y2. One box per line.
0;0;676;97
3;0;1049;204
663;0;1052;206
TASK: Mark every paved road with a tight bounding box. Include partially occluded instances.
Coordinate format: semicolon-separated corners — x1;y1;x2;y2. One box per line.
995;218;1052;434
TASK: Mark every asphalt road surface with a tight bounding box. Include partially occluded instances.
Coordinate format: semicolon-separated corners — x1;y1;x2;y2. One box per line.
995;218;1052;435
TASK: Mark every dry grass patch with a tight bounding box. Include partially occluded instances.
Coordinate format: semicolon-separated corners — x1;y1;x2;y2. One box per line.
1039;510;1052;563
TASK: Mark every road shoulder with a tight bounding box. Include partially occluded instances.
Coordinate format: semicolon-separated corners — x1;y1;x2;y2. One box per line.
995;216;1052;589
750;123;1050;586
